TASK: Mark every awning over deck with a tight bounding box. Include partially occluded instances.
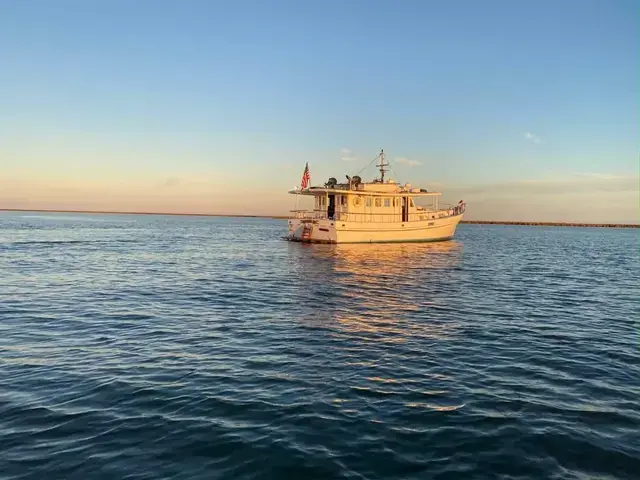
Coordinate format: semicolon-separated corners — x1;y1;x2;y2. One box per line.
288;187;442;197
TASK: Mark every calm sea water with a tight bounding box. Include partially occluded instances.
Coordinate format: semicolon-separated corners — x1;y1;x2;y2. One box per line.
1;212;639;480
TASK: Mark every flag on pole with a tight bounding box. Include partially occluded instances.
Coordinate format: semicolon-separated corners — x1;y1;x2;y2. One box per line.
300;162;310;189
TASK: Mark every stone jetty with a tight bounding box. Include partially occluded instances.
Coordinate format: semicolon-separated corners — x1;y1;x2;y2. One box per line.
460;220;638;228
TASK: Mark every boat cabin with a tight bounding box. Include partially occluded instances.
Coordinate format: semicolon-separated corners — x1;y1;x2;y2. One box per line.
306;181;445;223
289;150;463;223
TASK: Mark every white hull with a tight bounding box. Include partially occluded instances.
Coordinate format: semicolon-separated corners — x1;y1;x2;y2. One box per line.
286;214;463;244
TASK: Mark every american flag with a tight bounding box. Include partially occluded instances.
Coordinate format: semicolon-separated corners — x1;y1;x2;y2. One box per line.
300;162;310;189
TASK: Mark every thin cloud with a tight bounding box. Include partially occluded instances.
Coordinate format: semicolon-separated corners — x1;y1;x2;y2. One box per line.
571;172;627;180
449;173;639;196
524;132;542;144
162;177;182;187
340;148;357;162
395;157;422;167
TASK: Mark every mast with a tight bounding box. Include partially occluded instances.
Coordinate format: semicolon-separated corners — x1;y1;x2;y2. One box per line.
377;149;389;182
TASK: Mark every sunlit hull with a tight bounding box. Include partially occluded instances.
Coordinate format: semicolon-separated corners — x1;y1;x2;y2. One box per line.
285;214;463;244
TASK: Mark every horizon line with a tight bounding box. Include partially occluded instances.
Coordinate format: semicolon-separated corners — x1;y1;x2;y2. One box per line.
1;208;638;228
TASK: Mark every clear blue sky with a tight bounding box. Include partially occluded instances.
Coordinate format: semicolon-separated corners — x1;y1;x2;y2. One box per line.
1;0;638;221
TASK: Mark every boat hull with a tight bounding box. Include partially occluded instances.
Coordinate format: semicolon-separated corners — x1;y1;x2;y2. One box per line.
285;215;463;244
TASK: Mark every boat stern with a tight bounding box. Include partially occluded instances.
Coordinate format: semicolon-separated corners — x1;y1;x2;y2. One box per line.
285;218;337;243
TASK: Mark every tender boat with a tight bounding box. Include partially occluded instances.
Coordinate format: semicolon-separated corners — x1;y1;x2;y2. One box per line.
284;150;466;244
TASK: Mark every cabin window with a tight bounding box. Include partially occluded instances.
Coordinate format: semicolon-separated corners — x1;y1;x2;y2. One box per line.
409;199;415;207
375;198;381;207
393;198;399;207
319;196;326;207
366;197;371;207
340;195;347;206
384;198;391;207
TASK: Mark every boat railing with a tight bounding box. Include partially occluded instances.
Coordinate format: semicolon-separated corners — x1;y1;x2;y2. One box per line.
289;209;321;220
290;204;465;223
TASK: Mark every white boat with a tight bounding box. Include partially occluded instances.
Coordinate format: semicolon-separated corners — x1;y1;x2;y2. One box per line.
284;150;466;244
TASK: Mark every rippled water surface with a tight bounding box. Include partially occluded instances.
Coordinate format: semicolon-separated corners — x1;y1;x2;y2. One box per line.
1;212;639;479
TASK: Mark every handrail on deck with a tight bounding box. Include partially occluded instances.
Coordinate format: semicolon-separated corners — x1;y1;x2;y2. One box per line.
289;204;466;222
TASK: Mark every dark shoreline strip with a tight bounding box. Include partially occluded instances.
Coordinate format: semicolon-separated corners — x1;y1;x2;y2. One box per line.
459;220;638;228
0;208;637;228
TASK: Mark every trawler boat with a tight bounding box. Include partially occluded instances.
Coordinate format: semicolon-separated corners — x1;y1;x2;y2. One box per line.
285;150;466;244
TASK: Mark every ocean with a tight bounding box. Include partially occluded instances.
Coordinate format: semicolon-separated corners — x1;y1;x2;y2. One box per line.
1;211;639;479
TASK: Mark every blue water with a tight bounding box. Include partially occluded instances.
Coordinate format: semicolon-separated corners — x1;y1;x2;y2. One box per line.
1;212;639;479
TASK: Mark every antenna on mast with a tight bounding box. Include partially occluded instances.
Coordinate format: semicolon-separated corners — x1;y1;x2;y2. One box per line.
377;149;389;182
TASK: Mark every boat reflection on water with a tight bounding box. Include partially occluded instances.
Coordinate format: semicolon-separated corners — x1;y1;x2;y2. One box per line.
295;240;464;343
311;239;463;274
